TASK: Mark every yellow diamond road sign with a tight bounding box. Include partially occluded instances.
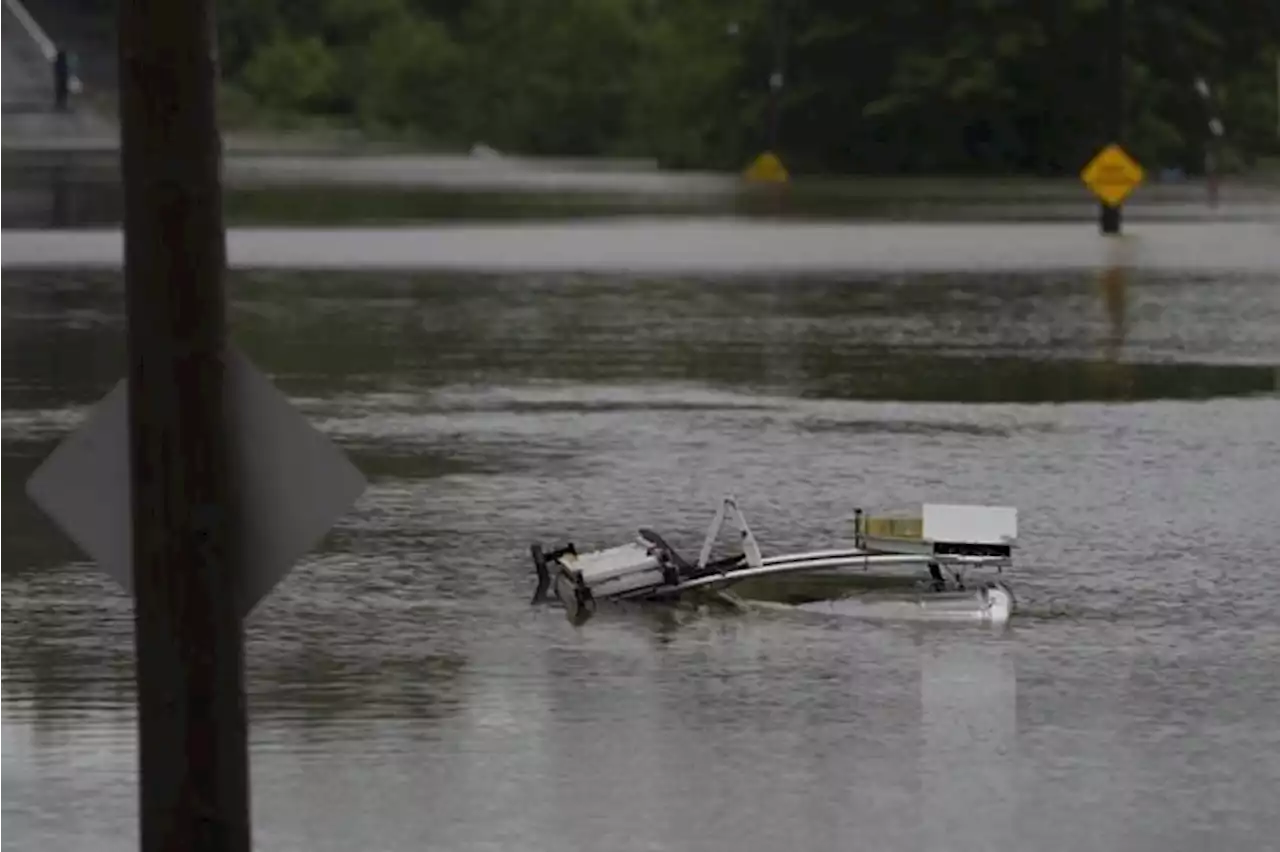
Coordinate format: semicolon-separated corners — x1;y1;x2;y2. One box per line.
743;151;789;183
1081;143;1144;207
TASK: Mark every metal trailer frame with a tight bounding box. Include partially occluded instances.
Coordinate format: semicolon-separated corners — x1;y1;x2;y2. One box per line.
531;497;1014;617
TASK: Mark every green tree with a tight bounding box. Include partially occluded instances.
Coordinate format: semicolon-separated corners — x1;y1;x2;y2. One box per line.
240;35;338;114
353;14;463;132
454;0;642;154
210;0;1280;173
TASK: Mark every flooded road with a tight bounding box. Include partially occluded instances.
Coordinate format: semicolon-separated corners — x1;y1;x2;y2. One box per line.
5;147;1279;230
4;237;1280;850
6;219;1280;276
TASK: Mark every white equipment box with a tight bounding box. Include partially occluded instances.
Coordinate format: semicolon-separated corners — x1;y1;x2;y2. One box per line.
858;504;1017;558
558;542;669;598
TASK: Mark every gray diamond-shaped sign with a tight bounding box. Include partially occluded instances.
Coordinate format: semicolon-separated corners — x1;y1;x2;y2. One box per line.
25;345;367;617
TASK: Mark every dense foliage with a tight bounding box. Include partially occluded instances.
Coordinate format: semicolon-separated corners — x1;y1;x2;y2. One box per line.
212;0;1279;174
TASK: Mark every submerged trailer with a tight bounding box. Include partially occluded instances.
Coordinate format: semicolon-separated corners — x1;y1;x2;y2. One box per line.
530;497;1018;625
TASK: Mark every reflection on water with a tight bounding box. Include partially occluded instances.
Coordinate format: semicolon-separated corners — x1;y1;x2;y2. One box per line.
4;261;1280;851
1092;263;1134;397
5;267;1274;412
211;265;1280;402
919;640;1018;851
1099;265;1129;356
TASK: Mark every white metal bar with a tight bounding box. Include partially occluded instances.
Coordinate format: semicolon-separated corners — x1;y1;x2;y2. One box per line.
624;554;956;598
762;547;1007;567
5;0;55;59
4;0;83;90
761;547;909;567
696;496;764;570
696;498;728;569
750;553;947;573
607;549;1008;599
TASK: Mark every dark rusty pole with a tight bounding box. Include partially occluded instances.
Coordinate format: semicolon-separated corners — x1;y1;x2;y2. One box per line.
766;0;787;152
1099;0;1124;234
118;0;250;847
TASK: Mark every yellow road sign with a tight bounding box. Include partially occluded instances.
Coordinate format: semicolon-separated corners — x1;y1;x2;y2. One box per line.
743;150;789;183
1081;143;1144;207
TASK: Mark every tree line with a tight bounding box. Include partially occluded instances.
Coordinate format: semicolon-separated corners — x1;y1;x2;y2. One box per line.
200;0;1280;173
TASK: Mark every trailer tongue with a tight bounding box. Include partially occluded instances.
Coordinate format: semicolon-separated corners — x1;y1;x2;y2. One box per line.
531;497;1018;625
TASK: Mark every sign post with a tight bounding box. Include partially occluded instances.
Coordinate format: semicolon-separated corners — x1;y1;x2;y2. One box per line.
1081;143;1144;235
1097;0;1126;234
25;0;367;850
743;0;791;187
117;0;250;847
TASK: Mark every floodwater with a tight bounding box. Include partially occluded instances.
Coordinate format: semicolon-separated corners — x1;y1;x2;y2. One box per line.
6;220;1280;277
4;200;1280;852
5;148;1280;229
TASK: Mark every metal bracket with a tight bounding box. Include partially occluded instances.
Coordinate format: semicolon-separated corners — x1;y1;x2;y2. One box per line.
697;496;764;572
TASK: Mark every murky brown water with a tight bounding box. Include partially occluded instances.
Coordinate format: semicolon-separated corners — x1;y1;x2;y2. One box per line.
4;238;1280;851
